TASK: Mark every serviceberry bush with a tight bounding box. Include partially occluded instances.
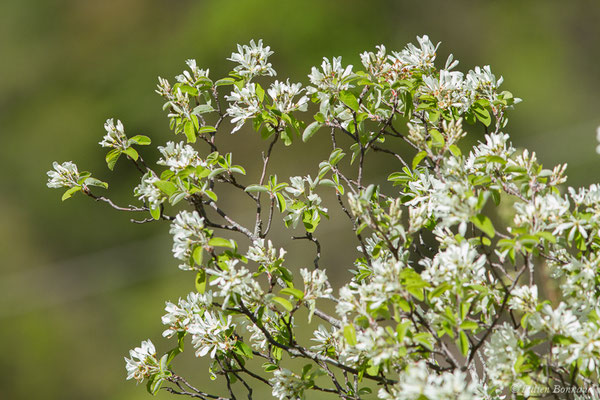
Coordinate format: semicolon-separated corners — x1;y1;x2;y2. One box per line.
47;37;600;400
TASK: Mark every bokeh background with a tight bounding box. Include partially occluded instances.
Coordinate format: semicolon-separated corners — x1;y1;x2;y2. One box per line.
1;0;600;399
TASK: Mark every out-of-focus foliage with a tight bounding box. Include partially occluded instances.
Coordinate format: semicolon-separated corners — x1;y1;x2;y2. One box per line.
1;1;600;399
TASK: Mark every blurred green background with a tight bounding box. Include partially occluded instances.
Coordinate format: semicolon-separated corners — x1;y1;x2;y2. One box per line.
1;0;599;398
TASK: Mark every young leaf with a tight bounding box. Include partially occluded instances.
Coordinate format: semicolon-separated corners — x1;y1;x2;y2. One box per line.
339;91;359;112
470;214;495;238
208;237;234;248
128;135;151;146
184;120;196;143
279;287;304;300
61;186;81;201
302;121;322;142
458;331;469;356
122;147;139;161
272;297;293;312
105;149;121;171
343;324;357;346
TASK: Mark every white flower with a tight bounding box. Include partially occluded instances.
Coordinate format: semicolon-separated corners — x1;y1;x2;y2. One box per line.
189;311;235;358
378;361;479;400
388;35;439;74
46;161;81;188
157;141;203;172
270;368;307;400
355;326;402;367
155;76;171;97
508;285;538;313
464;65;505;106
307;56;354;94
301;268;333;321
483;324;522;385
310;325;337;353
169;211;209;270
301;268;333;300
99;118;127;149
225;83;261;133
267;79;309;114
421;69;465;110
242;307;280;352
360;45;390;79
175;59;209;86
207;260;263;306
161;291;213;338
124;339;159;383
246;239;286;267
134;172;165;209
420;242;487;286
228;39;276;79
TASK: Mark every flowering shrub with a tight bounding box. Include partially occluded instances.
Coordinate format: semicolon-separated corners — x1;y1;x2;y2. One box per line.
47;37;600;399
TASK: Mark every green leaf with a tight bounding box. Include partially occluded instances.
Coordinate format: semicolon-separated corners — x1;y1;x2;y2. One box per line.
276;192;286;212
193;246;204;266
412;332;433;350
245;185;269;193
195;269;207;293
272;296;293;312
193;104;215;115
343;324;357;346
208;237;234;248
340;91;359;112
147;375;164;395
262;363;278;372
470;214;495;238
128;135;151;146
230;166;246;175
485;155;506;165
236;341;254;359
204;190;218;202
302;121;322;142
460;320;479;331
215;77;236;87
122;147;139;161
150;206;161;220
537;231;556;243
449;144;462;157
208;167;227;179
184;120;196;143
105;149;121;171
256;83;265;103
412;151;427;170
428;109;440;123
429;129;445;147
279;287;304;300
154;180;178;196
473;104;491;127
198;126;217;134
61;186;81;201
458;331;469;356
428;283;451;300
83;177;108;189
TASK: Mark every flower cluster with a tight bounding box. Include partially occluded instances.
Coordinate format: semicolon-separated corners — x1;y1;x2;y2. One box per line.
267;80;309;114
134;172;164;209
46;161;81;188
228;39;276;79
124;340;160;383
225;83;262;133
99;118;128;149
47;37;600;400
157;141;203;172
169;210;211;270
161;291;213;338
